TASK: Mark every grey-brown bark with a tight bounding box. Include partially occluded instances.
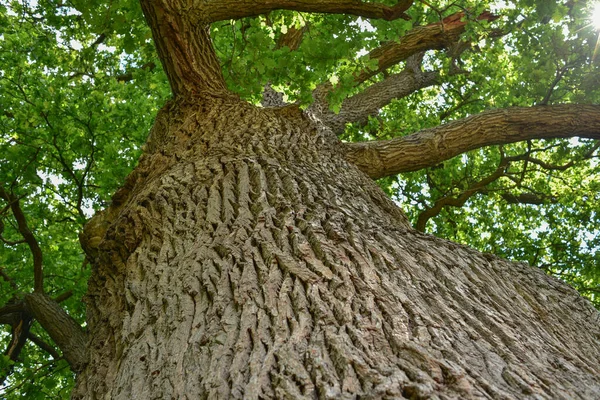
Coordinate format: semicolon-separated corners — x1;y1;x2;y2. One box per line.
344;104;600;179
0;188;44;293
73;95;600;399
197;0;413;23
0;294;87;376
310;58;440;135
71;1;600;399
0;294;86;383
354;11;497;85
307;12;498;136
139;0;228;96
24;293;88;372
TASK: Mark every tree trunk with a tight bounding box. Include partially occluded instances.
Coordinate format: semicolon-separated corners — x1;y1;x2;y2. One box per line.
74;95;600;399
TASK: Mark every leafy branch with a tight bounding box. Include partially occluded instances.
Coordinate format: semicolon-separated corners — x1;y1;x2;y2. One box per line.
0;188;88;379
414;140;599;231
415;156;510;231
309;11;498;133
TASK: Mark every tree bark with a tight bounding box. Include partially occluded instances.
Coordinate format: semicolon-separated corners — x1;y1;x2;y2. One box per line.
344;105;600;179
139;0;228;96
24;293;88;372
73;95;600;399
71;2;600;399
308;12;501;135
197;0;413;23
0;188;44;292
355;11;497;84
311;66;440;135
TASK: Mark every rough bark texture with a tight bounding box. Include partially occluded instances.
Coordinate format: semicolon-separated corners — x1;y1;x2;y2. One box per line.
197;0;413;23
24;293;88;372
139;0;228;96
344;104;600;178
355;11;497;84
74;96;600;399
70;1;600;398
310;65;439;135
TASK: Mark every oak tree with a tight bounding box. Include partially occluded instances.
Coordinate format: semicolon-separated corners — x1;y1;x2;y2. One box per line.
1;0;600;398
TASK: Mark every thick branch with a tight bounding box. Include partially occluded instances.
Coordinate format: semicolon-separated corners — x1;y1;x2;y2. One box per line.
343;105;600;179
53;290;74;303
199;0;413;23
4;315;32;362
313;63;440;134
24;293;88;372
356;11;497;84
0;303;25;318
139;0;228;96
309;12;498;133
0;189;43;293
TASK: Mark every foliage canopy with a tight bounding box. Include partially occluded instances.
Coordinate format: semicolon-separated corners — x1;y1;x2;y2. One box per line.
1;0;599;397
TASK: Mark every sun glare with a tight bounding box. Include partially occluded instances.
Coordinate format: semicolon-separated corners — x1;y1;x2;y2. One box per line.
586;2;600;62
592;3;600;30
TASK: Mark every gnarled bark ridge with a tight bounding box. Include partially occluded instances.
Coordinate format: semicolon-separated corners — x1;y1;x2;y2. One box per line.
75;96;600;399
71;1;600;398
